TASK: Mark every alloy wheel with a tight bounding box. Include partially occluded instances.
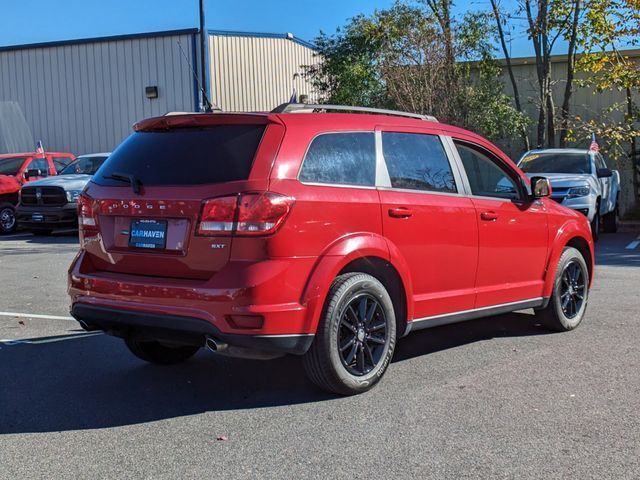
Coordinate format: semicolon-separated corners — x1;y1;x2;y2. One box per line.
337;293;388;376
560;260;586;319
0;207;16;232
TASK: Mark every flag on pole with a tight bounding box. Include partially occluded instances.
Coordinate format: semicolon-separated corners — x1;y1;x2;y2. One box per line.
589;133;599;153
35;140;45;156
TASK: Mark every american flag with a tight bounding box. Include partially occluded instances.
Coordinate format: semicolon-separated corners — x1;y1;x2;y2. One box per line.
589;133;599;153
35;140;45;156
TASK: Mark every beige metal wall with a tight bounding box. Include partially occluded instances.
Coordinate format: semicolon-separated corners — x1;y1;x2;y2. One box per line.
208;34;319;112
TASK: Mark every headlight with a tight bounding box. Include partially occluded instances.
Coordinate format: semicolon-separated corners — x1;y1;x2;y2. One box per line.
66;190;82;202
566;186;590;198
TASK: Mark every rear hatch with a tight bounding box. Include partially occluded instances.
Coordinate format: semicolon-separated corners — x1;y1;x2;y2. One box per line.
79;114;284;280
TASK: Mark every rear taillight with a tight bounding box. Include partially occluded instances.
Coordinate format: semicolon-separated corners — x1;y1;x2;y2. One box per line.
77;193;98;230
197;192;294;236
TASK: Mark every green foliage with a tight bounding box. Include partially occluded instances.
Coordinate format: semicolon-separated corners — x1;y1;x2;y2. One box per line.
302;1;528;144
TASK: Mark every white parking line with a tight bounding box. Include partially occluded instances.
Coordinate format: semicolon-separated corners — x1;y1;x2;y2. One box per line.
0;311;75;321
626;235;640;250
0;331;102;346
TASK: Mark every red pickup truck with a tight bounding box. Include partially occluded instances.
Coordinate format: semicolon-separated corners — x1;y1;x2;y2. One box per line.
0;151;75;233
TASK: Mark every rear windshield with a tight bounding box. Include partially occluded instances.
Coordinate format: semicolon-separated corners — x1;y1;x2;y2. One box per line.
94;125;266;186
519;152;591;174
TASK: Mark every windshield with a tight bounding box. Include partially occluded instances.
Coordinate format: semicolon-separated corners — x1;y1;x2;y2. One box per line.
94;125;265;187
519;152;592;174
0;157;26;176
60;156;109;176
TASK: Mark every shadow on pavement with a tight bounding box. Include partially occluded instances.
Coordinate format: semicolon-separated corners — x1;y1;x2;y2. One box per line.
1;311;550;434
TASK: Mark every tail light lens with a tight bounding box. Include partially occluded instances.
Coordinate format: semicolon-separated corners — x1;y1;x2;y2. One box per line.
77;193;98;230
198;192;294;236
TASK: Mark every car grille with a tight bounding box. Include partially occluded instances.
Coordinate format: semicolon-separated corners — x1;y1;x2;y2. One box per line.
21;186;67;206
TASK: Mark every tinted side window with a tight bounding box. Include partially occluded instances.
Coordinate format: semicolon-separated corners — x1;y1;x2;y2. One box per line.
456;143;519;200
0;157;26;176
299;132;376;186
382;132;456;193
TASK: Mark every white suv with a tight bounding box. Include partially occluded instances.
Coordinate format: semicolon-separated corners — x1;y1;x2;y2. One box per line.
517;148;620;240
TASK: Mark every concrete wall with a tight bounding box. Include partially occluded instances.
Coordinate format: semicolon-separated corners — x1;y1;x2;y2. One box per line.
0;30;198;155
208;32;319;112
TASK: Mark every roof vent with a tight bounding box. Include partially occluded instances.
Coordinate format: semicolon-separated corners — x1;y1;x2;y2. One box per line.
286;32;294;39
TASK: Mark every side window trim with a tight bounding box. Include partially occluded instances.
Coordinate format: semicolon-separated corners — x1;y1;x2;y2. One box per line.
451;138;526;201
297;130;378;189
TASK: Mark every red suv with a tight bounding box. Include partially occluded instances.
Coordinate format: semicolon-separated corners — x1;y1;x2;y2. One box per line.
69;105;594;395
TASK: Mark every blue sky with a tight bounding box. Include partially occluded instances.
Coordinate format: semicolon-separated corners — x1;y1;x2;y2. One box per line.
1;0;537;57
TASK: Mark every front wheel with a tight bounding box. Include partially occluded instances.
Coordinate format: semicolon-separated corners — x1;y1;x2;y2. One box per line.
590;210;600;242
303;273;397;395
535;246;589;332
0;204;17;234
124;338;200;365
602;204;618;233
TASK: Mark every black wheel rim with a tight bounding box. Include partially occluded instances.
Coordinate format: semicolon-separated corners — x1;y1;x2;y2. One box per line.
337;293;388;376
560;260;586;319
0;208;15;232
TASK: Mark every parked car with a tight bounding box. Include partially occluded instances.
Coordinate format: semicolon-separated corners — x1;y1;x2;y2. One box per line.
68;105;594;395
16;153;110;235
0;151;75;233
517;148;620;240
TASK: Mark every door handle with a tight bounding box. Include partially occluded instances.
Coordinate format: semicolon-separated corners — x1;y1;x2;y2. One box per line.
480;211;498;221
388;207;414;218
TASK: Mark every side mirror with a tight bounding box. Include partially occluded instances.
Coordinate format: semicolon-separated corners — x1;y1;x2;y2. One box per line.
530;176;551;199
25;169;44;179
596;168;612;178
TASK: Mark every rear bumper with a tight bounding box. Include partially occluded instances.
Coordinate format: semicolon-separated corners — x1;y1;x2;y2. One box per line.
71;303;314;355
17;203;77;229
68;250;317;355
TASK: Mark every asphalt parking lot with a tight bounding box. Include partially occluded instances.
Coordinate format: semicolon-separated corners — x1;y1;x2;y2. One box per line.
1;230;639;479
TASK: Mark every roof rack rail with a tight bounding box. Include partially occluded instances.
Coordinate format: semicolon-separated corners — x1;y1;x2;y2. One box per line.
271;103;438;122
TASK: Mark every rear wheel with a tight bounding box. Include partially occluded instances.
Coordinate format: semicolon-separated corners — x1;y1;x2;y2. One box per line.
0;204;17;234
535;246;589;332
124;338;200;365
602;203;618;233
303;273;396;395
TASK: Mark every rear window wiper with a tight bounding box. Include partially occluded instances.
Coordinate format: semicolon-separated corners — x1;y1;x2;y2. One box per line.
103;172;142;194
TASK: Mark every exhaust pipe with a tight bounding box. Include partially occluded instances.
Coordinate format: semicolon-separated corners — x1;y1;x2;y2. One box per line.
205;336;228;353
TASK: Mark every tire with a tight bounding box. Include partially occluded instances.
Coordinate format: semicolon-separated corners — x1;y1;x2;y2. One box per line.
590;207;600;242
602;203;618;233
0;204;17;234
535;246;589;332
31;229;53;236
303;273;397;395
124;338;200;365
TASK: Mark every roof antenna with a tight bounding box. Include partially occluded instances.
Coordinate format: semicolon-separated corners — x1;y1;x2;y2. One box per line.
176;39;219;112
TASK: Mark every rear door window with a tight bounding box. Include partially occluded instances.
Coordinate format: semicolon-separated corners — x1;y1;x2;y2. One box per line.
299;132;376;187
382;132;457;193
94;125;266;186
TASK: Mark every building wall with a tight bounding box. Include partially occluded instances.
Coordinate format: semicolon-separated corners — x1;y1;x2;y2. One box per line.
0;30;198;154
208;32;319;112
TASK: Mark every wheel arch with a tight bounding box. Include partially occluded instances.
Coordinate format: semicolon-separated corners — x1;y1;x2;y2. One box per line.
300;233;414;336
543;222;594;297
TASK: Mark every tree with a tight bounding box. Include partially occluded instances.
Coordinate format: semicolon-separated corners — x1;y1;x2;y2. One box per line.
303;1;529;146
569;0;640;204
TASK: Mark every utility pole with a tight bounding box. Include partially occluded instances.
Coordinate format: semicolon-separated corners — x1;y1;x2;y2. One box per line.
199;0;212;112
